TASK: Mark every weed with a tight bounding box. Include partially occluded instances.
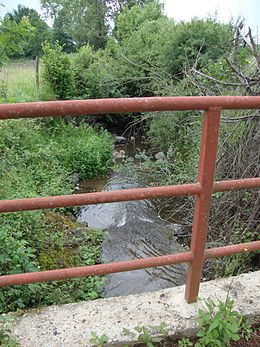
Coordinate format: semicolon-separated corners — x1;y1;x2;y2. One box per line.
0;315;18;347
134;326;155;347
90;332;108;347
239;316;253;341
194;297;250;347
178;338;193;347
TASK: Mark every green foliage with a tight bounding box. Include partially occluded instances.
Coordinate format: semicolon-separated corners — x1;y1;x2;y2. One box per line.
90;332;108;347
42;5;234;104
51;13;75;53
0;315;18;347
41;0;109;49
194;298;247;347
114;2;165;42
165;18;233;76
5;5;50;58
0;16;34;65
178;338;193;347
41;0;155;49
72;45;124;99
0;79;8;99
46;3;171;100
0;118;112;312
239;316;253;341
42;43;75;99
55;123;113;179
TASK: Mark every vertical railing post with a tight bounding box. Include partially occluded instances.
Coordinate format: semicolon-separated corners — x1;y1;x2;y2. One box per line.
185;107;221;303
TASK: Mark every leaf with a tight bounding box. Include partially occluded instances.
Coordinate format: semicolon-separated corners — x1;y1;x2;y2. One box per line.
196;329;205;337
208;319;219;332
232;333;240;342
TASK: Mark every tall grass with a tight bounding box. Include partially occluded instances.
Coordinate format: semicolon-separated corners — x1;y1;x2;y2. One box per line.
0;59;54;102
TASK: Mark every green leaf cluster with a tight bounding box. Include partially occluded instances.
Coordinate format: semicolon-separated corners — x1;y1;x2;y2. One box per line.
194;298;247;346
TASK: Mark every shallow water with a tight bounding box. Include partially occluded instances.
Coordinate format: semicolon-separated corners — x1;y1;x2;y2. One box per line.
77;172;187;297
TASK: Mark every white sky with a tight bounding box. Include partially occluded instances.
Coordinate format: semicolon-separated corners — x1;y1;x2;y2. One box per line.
1;0;259;33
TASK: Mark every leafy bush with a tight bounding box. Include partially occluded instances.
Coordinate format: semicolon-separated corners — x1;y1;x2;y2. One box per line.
164;18;233;76
72;44;126;100
42;43;75;99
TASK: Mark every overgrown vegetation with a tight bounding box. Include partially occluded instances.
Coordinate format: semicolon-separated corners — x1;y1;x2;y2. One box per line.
0;118;113;312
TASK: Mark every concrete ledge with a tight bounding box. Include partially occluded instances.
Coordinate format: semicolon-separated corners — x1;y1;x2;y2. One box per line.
11;271;260;346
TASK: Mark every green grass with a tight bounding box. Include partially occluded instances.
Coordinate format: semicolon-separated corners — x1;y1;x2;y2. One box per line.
0;59;54;103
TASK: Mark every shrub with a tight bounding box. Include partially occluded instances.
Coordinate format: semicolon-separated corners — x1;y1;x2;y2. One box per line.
50;122;113;179
42;43;75;99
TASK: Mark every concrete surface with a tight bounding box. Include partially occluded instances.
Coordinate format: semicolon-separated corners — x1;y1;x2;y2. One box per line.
11;271;260;346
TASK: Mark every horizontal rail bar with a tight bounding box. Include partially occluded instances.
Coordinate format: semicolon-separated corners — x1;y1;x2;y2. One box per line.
0;177;259;214
0;252;193;287
1;96;260;120
204;241;260;258
212;177;260;192
0;183;201;213
0;241;259;287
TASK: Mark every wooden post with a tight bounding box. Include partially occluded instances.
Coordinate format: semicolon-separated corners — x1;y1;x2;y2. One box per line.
36;56;40;93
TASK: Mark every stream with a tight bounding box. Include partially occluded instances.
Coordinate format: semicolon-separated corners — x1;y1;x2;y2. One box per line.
77;138;188;297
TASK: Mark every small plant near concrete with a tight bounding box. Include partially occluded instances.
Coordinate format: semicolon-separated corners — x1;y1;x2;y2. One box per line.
91;323;168;346
133;323;168;346
134;326;155;346
0;315;18;347
90;332;108;347
238;316;253;342
178;337;193;347
193;297;252;347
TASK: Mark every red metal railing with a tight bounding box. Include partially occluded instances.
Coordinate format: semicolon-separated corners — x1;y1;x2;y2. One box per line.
0;96;260;303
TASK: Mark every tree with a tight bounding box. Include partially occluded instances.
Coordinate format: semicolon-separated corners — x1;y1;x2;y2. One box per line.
51;12;76;53
114;1;164;42
0;15;34;65
164;18;233;76
5;5;50;58
41;0;109;49
41;0;157;49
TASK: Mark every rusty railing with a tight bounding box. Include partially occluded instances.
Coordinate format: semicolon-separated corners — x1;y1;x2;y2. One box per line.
0;96;259;303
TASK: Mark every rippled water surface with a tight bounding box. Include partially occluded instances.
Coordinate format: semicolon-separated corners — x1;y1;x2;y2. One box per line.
78;173;187;297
